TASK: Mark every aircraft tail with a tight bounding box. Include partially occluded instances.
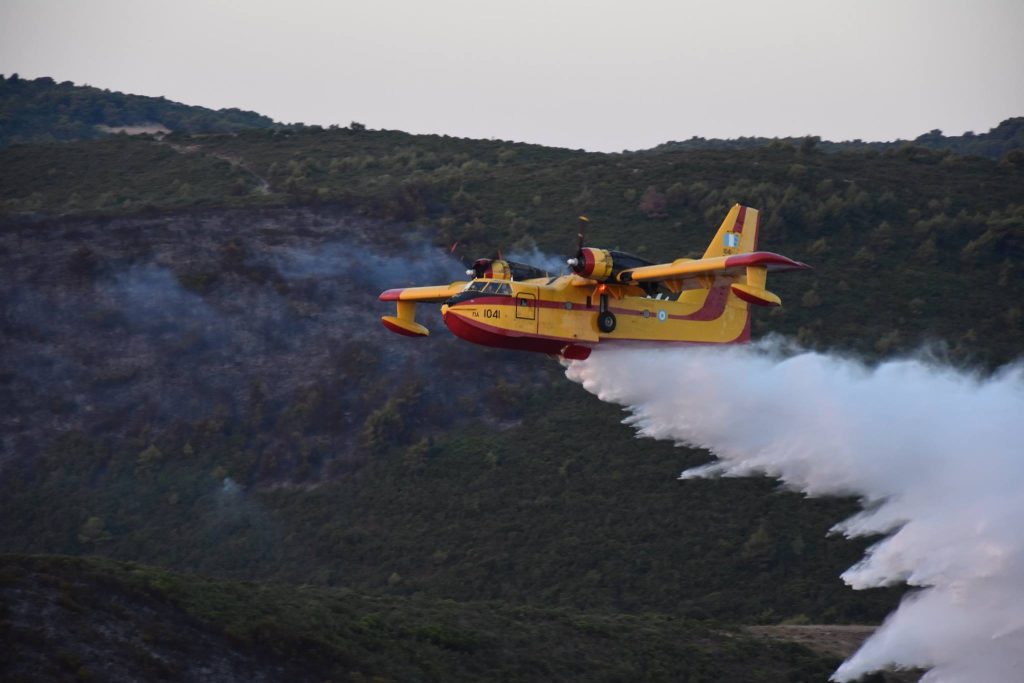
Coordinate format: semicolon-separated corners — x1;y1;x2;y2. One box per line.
690;203;804;310
703;204;759;259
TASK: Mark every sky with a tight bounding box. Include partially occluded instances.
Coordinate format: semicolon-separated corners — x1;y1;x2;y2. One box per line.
2;0;1022;152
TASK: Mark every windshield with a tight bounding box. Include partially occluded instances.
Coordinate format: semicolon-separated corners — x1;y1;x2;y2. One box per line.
463;281;512;295
448;281;513;306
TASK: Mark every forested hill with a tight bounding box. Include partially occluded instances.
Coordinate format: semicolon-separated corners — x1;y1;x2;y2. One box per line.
0;82;1020;681
1;555;846;682
0;74;278;147
2;119;1022;364
647;117;1024;160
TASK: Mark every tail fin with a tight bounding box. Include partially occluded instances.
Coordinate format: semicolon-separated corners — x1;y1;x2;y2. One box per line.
703;204;760;259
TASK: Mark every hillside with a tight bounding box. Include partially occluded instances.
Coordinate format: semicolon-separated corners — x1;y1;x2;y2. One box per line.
0;74;277;147
0;208;900;625
0;88;1021;680
4;74;1023;164
2;554;857;683
2;123;1022;364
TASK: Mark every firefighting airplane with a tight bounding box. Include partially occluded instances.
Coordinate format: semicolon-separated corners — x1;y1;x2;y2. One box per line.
379;204;809;360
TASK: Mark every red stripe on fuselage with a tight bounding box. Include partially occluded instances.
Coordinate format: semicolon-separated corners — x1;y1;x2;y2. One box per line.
448;290;753;356
667;286;730;320
458;295;590;311
444;309;750;353
453;287;731;322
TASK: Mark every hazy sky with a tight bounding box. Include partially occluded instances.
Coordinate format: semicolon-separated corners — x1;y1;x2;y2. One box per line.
2;0;1022;151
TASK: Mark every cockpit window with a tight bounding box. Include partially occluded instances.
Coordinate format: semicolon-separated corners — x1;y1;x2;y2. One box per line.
451;280;511;304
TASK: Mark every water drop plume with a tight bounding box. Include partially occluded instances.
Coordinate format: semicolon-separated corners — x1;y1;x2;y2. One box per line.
565;340;1024;682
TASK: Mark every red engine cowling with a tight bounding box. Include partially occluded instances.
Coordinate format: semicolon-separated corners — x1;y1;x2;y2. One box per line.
568;248;613;280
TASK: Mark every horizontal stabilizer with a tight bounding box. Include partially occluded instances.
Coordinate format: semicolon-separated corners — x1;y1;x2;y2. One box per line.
731;283;781;307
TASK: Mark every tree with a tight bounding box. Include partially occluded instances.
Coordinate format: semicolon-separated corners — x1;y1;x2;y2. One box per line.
638;186;667;218
799;135;820;154
914;236;938;264
741;523;775;567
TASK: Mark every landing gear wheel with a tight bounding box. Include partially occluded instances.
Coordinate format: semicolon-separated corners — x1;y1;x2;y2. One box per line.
597;310;617;333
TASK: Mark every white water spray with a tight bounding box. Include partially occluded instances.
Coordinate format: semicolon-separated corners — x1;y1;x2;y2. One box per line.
566;341;1024;682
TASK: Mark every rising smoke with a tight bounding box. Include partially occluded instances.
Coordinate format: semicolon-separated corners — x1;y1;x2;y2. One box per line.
504;244;571;277
565;340;1024;682
0;209;508;464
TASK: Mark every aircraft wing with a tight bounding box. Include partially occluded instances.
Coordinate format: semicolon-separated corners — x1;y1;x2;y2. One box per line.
379;282;469;303
618;251;809;284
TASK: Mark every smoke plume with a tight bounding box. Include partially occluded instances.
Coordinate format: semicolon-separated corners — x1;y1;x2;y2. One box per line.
565;341;1024;682
504;245;570;277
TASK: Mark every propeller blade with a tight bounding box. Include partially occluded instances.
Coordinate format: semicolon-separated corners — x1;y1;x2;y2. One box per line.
577;215;589;252
448;241;475;269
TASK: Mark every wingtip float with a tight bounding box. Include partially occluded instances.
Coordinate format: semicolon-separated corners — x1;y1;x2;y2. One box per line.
379;204;810;360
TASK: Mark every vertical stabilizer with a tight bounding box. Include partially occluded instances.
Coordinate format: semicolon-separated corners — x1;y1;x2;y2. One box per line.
702;204;760;259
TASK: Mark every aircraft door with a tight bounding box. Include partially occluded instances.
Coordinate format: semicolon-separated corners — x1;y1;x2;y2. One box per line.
515;288;538;333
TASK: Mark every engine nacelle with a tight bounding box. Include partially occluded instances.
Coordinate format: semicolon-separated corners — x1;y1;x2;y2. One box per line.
567;248;653;282
467;259;549;281
468;258;511;279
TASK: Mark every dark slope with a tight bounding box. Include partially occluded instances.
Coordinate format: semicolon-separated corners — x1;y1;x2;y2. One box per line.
1;554;843;683
0;103;1020;682
0;208;899;624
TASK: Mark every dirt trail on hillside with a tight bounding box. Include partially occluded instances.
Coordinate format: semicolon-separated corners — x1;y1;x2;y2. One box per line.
746;625;922;681
162;140;271;194
747;624;875;658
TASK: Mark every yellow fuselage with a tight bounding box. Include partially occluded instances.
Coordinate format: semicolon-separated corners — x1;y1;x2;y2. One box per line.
440;275;749;357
